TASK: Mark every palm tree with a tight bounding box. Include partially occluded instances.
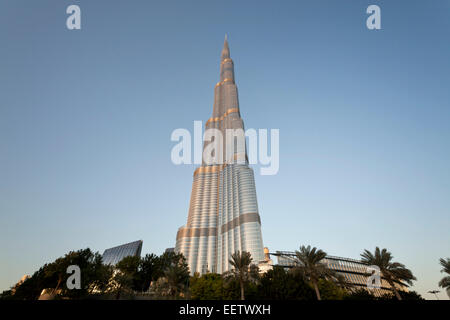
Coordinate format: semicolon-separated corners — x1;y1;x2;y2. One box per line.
224;251;258;300
438;258;450;295
292;245;339;300
361;247;416;300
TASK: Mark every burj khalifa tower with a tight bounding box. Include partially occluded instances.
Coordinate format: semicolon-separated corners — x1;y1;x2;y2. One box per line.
175;37;264;274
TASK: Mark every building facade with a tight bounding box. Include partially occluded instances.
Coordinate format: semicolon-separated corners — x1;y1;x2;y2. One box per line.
102;240;143;266
175;37;265;274
272;251;408;297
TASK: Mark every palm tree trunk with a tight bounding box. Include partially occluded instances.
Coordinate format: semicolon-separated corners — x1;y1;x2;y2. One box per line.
240;279;245;300
54;275;62;295
313;281;321;300
389;282;402;300
55;278;61;291
116;285;122;300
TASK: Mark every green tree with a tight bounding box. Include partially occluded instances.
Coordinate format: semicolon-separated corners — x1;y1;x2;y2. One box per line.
7;265;52;300
116;256;140;276
223;251;258;300
107;271;134;300
438;258;450;294
56;249;111;298
292;245;340;300
154;251;186;279
222;279;236;300
0;290;13;300
343;288;377;300
378;290;424;300
2;248;111;300
135;253;159;292
164;255;190;298
316;279;346;300
149;252;190;299
108;255;141;299
190;273;224;300
256;266;315;300
86;257;113;296
38;251;82;296
361;247;416;300
64;249;112;298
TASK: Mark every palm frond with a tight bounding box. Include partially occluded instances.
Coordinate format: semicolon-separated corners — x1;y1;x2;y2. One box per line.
439;258;450;275
361;247;416;288
438;276;450;289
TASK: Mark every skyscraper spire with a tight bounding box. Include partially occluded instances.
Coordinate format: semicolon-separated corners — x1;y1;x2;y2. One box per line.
221;34;230;61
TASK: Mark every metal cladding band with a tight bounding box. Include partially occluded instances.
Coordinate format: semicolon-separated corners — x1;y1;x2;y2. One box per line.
176;212;260;240
193;164;226;177
192;153;248;177
205;107;240;125
177;227;217;240
220;212;261;234
215;78;234;87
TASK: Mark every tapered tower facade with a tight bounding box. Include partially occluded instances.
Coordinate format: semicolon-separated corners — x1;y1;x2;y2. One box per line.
175;37;264;274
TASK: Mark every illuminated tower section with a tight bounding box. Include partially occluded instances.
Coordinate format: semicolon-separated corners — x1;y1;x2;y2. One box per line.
175;37;264;274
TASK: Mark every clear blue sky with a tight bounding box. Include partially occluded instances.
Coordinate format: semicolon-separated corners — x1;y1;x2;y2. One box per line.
0;0;449;299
